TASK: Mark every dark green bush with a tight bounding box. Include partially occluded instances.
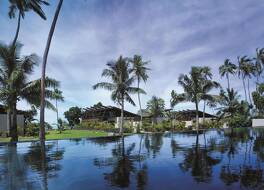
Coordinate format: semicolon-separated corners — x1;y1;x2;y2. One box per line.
203;120;223;129
142;120;187;132
25;123;39;136
79;120;116;132
173;121;186;130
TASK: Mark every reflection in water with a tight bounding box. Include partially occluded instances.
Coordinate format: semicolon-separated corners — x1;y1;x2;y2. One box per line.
0;141;65;190
94;137;148;189
179;142;221;183
1;129;264;189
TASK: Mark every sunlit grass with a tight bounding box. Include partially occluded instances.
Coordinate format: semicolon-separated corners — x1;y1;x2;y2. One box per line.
0;130;108;143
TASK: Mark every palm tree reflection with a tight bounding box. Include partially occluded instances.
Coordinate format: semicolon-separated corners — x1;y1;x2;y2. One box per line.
0;141;64;190
94;136;148;189
179;134;221;183
220;128;264;188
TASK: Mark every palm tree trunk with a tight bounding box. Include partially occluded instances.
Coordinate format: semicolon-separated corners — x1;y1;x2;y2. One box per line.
40;143;48;190
137;79;143;131
12;11;21;46
242;77;248;102
195;101;199;135
247;78;252;105
227;73;230;91
10;102;18;142
40;0;63;144
256;75;259;90
202;100;206;126
7;109;11;137
120;98;124;137
56;99;58;127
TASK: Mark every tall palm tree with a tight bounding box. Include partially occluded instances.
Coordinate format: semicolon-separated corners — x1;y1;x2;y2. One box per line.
130;55;150;128
0;42;61;142
146;96;165;125
200;67;220;124
237;56;254;104
171;67;218;134
201;82;220;125
8;0;49;45
170;90;186;129
93;56;145;136
217;88;250;129
53;88;64;127
254;48;264;88
40;0;63;143
217;88;240;118
219;59;237;90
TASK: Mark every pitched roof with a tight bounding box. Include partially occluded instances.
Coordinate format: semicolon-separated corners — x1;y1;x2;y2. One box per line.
82;105;140;120
0;105;26;114
172;109;216;120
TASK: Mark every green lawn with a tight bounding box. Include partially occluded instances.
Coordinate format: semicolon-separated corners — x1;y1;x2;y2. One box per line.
0;130;108;143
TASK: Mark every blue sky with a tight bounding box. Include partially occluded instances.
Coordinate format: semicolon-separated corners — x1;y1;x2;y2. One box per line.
1;0;264;124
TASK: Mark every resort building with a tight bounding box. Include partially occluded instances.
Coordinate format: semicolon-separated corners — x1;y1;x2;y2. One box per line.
0;105;25;135
82;105;140;129
171;109;217;128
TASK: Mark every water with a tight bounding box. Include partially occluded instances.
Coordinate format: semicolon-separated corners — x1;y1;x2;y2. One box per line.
0;128;264;190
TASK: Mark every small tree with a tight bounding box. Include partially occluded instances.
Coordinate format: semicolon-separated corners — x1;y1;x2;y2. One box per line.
57;118;64;133
93;56;145;136
146;96;165;125
252;83;264;117
64;106;82;129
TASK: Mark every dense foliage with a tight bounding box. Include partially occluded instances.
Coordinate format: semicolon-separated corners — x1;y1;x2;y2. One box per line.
64;106;82;127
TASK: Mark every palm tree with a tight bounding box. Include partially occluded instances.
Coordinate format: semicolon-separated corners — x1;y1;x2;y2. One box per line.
130;55;150;128
237;56;254;104
53;88;64;127
93;56;145;136
217;88;250;129
171;67;218;134
201;83;220;125
217;88;240;118
254;48;264;88
8;0;49;45
40;0;63;143
200;67;220;125
146;96;165;125
0;42;62;142
170;90;186;129
219;59;237;90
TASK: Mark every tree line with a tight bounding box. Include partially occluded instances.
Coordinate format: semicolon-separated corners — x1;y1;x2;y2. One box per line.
94;48;264;136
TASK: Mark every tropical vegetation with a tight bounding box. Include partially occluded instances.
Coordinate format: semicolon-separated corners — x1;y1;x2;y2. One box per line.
2;0;264;143
0;42;62;142
93;56;145;136
170;66;220;134
130;55;150;128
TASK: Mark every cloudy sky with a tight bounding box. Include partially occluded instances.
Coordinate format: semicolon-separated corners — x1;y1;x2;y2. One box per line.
1;0;264;124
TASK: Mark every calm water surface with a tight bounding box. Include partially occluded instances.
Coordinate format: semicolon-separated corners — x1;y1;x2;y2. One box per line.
0;128;264;190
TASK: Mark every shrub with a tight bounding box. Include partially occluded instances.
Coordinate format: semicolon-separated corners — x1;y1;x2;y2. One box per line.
173;121;186;130
141;120;187;132
25;123;39;136
203;120;223;129
79;120;116;132
228;114;251;128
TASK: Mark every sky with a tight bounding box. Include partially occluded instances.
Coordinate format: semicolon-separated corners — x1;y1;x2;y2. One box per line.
1;0;264;125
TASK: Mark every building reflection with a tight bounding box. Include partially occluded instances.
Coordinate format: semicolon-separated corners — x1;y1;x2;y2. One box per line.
0;141;65;190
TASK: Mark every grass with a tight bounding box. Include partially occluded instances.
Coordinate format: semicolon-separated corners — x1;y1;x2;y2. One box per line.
0;130;108;143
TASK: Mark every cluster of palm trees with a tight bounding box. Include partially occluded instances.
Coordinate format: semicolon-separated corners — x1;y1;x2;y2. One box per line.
96;49;264;135
1;0;64;142
219;49;264;104
93;55;150;136
170;67;220;134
